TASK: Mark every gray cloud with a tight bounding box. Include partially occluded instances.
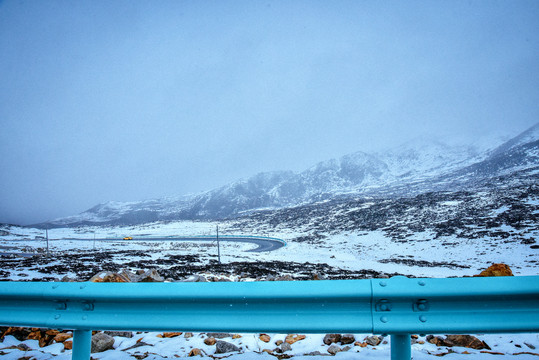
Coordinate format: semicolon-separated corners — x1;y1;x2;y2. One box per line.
1;1;538;224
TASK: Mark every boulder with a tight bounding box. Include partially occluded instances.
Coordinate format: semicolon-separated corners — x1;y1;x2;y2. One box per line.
104;331;133;338
280;342;292;352
363;335;382;346
204;337;217;346
304;351;324;356
207;332;233;339
91;332;115;353
90;272;130;283
444;335;490;350
275;275;294;281
54;333;72;342
427;335;490;350
215;340;241;354
106;272;130;282
259;334;271;343
327;345;342;355
181;275;207;282
189;348;202;357
27;330;41;341
163;332;182;338
340;334;355;344
17;343;31;351
426;335;444;346
118;270;138;282
39;332;57;347
323;334;341;345
1;327;31;341
475;263;513;277
137;269;164;282
285;334;306;344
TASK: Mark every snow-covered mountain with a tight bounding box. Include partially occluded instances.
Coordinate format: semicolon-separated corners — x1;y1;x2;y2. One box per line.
38;123;539;228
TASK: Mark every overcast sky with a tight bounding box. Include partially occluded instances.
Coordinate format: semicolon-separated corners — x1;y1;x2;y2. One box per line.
1;1;538;225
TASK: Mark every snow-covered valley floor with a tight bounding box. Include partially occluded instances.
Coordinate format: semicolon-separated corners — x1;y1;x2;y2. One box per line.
1;219;537;280
0;220;538;359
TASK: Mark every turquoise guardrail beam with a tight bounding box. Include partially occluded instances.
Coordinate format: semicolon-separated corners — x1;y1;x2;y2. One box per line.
0;276;538;360
371;276;539;334
0;280;373;333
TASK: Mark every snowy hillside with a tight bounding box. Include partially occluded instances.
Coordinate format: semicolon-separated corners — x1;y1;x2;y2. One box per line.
2;135;538;358
37;123;538;228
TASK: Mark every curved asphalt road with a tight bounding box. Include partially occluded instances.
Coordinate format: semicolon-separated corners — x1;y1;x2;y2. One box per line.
104;236;285;253
0;236;285;256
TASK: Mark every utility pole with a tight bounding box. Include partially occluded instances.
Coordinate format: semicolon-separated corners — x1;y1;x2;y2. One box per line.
216;225;221;264
45;228;49;257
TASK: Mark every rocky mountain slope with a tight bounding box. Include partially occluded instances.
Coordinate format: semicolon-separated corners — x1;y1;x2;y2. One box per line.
38;123;539;228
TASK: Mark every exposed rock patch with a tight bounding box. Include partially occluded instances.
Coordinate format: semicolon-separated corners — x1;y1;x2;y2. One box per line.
475;263;514;277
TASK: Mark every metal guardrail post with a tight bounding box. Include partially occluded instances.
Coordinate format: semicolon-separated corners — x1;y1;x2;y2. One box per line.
72;330;91;360
390;334;411;360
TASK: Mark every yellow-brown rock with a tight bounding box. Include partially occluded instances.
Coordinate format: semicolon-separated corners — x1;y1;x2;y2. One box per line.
476;263;513;277
259;334;271;343
64;341;73;350
90;272;130;283
54;333;72;342
189;348;202;356
163;332;182;338
285;334;306;344
27;331;42;341
204;337;217;345
445;335;490;350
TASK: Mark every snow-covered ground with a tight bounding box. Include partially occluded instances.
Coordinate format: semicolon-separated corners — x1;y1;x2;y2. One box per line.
1;221;538;359
1;219;537;279
1;331;539;359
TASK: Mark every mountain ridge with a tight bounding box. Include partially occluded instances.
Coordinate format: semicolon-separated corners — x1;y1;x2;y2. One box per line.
36;123;539;228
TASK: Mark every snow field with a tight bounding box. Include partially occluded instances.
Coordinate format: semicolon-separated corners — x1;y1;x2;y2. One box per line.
1;220;538;359
1;332;539;359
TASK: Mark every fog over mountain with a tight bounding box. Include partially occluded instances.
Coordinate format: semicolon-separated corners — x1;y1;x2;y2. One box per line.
36;123;539;228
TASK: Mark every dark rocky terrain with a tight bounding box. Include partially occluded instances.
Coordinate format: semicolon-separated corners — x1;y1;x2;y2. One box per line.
0;248;404;282
231;167;538;247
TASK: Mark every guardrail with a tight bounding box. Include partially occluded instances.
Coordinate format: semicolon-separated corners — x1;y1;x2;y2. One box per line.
1;276;538;360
